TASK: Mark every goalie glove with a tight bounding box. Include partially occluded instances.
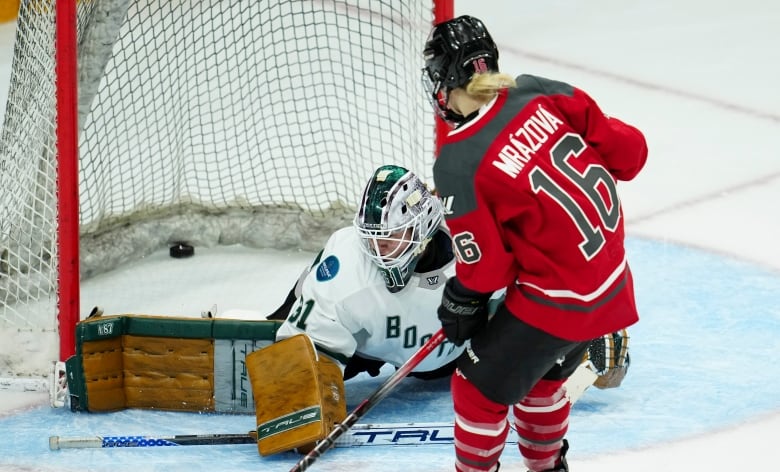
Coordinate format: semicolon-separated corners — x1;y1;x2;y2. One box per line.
587;328;630;389
343;354;385;381
437;278;491;346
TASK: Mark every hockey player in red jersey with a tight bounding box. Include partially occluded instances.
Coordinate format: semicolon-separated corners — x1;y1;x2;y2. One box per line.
422;15;648;472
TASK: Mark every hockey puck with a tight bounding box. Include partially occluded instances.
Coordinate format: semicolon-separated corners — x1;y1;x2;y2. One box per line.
169;243;194;258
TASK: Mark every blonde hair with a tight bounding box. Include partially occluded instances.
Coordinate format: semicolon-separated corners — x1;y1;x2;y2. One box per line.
466;72;517;101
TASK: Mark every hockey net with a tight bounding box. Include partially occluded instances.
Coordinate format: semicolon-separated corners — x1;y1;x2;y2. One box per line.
0;0;450;384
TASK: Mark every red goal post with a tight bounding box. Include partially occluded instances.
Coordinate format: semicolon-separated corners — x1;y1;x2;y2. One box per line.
0;0;453;384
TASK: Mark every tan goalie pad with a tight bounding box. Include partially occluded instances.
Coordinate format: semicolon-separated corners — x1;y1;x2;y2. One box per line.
122;335;214;410
80;337;126;412
247;334;346;456
79;335;215;412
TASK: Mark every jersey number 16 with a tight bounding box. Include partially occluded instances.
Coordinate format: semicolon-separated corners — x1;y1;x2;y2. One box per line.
529;132;621;260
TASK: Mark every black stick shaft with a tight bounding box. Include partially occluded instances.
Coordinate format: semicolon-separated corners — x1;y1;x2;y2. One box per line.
289;328;447;472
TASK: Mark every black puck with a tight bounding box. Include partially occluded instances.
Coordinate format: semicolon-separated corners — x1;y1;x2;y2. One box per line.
169;242;194;258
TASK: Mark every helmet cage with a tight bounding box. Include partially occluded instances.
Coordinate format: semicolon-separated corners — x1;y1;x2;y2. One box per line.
355;208;429;271
421;69;462;124
354;166;443;291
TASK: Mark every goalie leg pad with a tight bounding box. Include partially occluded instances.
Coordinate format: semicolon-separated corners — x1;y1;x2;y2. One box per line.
587;328;630;389
247;334;346;456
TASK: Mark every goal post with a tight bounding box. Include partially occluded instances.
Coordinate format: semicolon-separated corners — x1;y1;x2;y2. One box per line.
0;0;453;383
57;0;81;369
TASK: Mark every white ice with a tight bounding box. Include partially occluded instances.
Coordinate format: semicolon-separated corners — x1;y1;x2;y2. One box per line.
1;0;779;471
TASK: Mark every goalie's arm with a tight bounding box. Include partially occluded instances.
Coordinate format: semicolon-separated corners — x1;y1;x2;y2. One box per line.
266;285;298;321
266;253;319;321
267;265;390;381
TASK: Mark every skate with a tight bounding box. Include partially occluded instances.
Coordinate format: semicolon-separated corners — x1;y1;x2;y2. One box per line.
530;439;569;472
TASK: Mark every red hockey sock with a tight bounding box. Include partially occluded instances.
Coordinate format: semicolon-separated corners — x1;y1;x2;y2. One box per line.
451;369;509;472
512;378;569;472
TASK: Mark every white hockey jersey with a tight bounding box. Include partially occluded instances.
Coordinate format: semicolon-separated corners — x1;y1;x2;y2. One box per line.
275;227;464;373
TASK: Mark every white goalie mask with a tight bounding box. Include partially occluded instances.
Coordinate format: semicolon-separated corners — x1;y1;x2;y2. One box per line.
354;165;444;292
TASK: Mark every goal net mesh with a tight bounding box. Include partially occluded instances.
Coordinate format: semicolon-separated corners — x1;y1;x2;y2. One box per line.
0;0;437;378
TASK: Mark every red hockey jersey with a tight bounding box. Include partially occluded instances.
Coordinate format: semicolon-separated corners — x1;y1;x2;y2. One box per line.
433;74;648;341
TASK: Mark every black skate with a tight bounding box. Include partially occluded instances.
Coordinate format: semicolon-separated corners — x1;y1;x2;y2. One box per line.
530;439;569;472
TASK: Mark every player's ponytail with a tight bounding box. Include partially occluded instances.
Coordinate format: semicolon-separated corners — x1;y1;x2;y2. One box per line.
466;72;516;101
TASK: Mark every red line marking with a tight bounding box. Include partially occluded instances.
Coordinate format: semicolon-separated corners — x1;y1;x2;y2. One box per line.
498;47;780;222
507;48;780;124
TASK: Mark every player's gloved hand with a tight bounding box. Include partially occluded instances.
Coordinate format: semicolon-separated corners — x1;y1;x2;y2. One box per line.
437;278;491;346
343;353;385;380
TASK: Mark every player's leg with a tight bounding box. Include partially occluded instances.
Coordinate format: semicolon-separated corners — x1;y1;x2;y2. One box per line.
451;371;509;472
451;305;583;472
513;378;569;472
513;341;589;472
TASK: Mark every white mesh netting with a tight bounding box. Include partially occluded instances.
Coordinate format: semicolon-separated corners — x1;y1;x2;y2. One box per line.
0;0;439;378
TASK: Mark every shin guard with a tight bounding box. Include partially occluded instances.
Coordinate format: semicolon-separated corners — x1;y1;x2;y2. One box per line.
513;378;569;472
451;370;508;472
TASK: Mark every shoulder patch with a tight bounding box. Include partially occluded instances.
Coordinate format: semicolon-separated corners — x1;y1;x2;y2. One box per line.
315;255;340;281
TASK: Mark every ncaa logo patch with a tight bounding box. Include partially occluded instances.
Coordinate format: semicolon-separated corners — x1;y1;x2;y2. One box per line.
316;255;340;281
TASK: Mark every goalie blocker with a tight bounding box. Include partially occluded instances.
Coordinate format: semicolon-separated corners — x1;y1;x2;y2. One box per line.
247;334;346;456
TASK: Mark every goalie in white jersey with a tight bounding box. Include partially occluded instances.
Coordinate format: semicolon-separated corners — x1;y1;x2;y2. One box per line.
270;164;463;379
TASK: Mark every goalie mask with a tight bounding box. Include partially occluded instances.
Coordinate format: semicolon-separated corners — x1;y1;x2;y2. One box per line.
422;15;499;127
354;165;443;293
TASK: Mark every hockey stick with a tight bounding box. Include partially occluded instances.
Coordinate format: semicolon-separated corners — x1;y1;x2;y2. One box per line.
49;432;257;450
49;364;597;451
50;422;458;450
289;328;447;472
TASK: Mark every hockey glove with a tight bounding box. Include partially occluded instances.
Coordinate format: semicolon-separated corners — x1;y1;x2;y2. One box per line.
343;353;385;381
437;278;490;346
587;328;630;389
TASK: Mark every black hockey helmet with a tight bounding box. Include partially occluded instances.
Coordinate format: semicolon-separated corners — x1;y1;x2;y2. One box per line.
421;15;499;125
